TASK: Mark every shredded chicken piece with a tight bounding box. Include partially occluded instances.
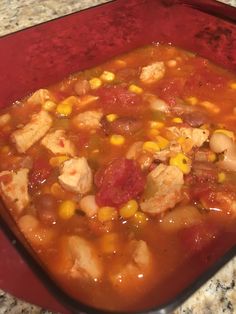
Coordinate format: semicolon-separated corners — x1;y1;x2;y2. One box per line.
153;141;182;162
167;126;209;147
0;168;29;213
11;110;52;153
73;110;103;130
110;240;152;288
140;62;166;84
27;89;53;105
68;236;103;280
41;129;76;156
140;164;184;215
58;157;92;194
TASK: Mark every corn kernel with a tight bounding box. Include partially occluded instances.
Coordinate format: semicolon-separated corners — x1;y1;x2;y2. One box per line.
172;117;183;123
200;101;220;114
110;134;125;146
58;200;76;219
156;135;169;150
100;71;115;82
119;200;138;219
42;100;57;112
185;97;198;106
97;206;117;223
49;156;69;167
128;84;143;94
131;211;148;227
177;137;185;145
106;114;118;122
143;141;160;153
89;77;102;89
147;128;160;138
99;233;119;254
169;153;191;174
149;121;164;129
56;102;72;117
214;129;235;140
218;172;226;183
230;82;236;89
208;152;217;162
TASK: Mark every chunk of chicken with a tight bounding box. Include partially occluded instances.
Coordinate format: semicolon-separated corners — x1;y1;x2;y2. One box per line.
110;240;152;292
140;61;165;84
0;113;11;127
153;141;182;162
11;110;52;153
167;126;209;147
140;164;184;215
68;236;103;280
73;110;103;130
0;168;29;213
27;89;53;105
58;157;92;194
41;129;76;156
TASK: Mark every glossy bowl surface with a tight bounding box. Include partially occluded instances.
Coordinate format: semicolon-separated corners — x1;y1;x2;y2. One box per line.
0;0;236;313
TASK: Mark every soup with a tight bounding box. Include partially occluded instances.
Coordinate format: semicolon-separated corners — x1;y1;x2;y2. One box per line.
0;44;236;312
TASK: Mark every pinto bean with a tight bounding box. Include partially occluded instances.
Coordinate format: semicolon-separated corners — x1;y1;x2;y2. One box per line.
102;116;143;135
74;79;90;96
182;111;209;127
35;194;58;225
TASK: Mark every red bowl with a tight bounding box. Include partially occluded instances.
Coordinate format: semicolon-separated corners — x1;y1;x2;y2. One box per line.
0;0;235;313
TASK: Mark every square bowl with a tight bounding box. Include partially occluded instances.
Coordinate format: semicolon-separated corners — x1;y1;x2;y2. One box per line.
0;0;235;313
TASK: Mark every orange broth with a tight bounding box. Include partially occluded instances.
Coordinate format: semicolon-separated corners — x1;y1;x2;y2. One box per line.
0;44;236;312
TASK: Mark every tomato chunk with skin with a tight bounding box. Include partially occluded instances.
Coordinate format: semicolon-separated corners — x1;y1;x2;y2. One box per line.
95;158;146;207
96;85;143;114
29;157;52;188
157;77;186;106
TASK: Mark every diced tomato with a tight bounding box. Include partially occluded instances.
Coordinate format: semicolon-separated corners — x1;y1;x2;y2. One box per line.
179;222;219;254
157;77;186;106
95;158;146;207
29;157;52;188
96;85;143;114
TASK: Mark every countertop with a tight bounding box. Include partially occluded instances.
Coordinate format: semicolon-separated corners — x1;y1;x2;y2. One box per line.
0;0;236;313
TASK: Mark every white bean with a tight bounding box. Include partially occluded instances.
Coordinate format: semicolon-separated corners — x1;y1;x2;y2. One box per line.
18;214;54;246
209;133;233;153
79;195;99;217
159;205;202;232
218;145;236;171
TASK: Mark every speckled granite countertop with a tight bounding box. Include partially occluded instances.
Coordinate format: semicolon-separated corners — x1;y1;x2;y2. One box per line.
0;0;236;313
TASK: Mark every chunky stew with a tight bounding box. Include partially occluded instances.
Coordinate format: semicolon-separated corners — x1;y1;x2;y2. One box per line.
0;44;236;312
